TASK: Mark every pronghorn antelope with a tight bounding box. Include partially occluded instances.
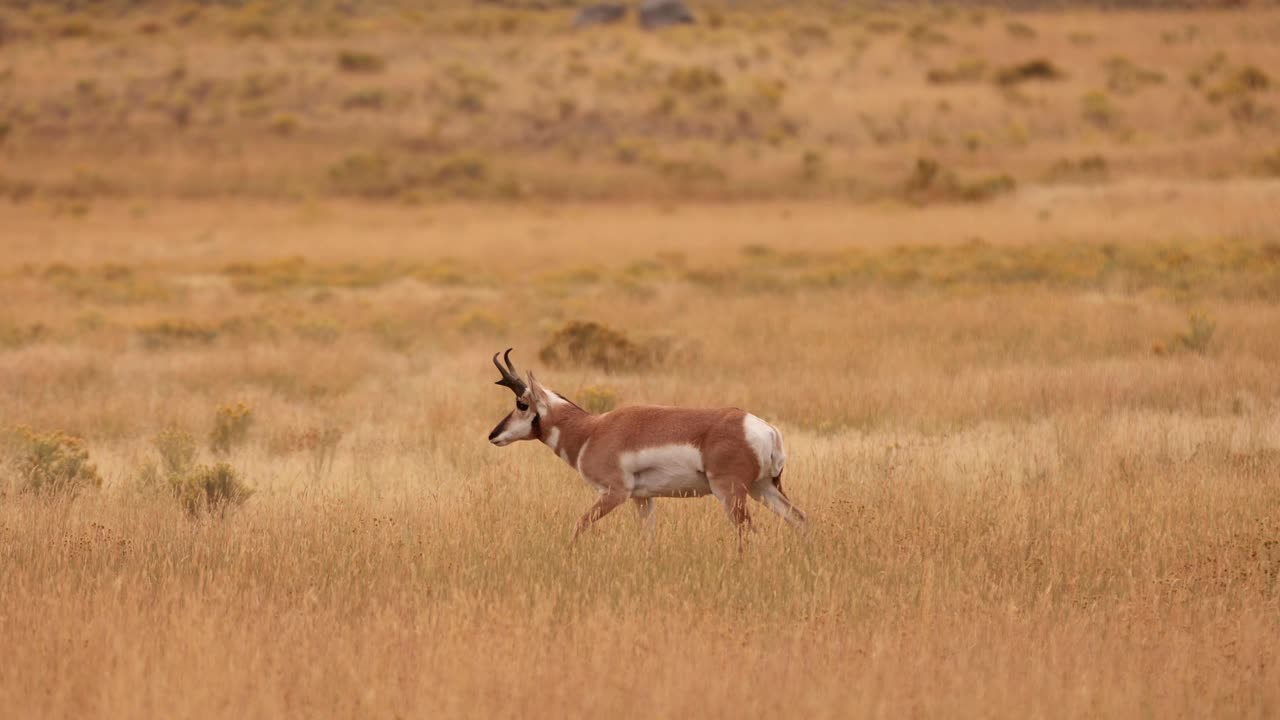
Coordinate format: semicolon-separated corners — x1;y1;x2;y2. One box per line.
487;349;807;545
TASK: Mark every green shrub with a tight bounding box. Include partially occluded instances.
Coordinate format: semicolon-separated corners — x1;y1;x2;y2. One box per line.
1208;65;1271;101
579;385;620;413
56;17;93;38
269;113;300;136
1175;313;1216;355
328;153;399;198
667;66;724;95
656;158;726;184
1081;91;1119;129
209;402;253;455
341;89;387;111
433;153;488;184
1257;148;1280;177
613;138;654;165
153;426;197;478
926;59;986;85
801;149;824;181
1104;56;1164;96
903;157;1015;204
906;23;949;46
0;319;47;349
1206;66;1271;125
994;59;1063;86
337;50;386;73
227;4;273;38
1045;155;1109;184
142;427;253;518
4;427;101;497
540;321;652;372
137;319;218;349
172;463;253;518
1005;21;1036;40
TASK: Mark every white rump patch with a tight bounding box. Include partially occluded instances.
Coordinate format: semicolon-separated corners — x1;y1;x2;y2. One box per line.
620;444;711;499
743;414;783;481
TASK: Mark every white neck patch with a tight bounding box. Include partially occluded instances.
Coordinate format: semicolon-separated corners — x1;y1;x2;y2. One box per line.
545;426;561;452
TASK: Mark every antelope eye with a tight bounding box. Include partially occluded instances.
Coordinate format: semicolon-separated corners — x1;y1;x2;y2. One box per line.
516;401;529;411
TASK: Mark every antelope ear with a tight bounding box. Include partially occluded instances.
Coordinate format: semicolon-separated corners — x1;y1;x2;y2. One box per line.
526;371;549;408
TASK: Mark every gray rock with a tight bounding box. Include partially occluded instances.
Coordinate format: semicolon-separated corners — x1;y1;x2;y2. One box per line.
638;0;694;29
573;4;629;27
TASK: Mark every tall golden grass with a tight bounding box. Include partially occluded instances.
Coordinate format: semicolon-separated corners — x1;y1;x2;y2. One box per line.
2;194;1279;717
2;2;1280;717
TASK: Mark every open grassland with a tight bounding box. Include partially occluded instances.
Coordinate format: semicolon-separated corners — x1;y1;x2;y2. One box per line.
2;191;1279;717
2;3;1280;202
2;1;1280;718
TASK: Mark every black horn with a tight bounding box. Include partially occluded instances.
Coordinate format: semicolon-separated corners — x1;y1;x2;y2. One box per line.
493;348;528;397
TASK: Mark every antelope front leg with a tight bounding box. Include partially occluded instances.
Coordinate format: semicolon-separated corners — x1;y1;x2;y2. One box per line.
570;491;628;546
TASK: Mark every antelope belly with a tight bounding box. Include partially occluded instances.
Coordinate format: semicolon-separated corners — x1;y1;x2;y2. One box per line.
622;444;712;499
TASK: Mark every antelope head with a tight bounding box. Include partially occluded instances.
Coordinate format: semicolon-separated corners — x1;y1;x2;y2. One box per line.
487;349;540;446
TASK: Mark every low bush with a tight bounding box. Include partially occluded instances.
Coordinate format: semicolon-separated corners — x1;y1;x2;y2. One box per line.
903;157;1015;204
209;402;253;455
3;427;101;497
1257;148;1280;177
1045;155;1109;184
1175;313;1216;355
579;385;620;413
172;463;253;518
137;319;218;349
994;59;1063;86
337;50;386;74
139;427;253;518
539;321;653;372
926;59;986;85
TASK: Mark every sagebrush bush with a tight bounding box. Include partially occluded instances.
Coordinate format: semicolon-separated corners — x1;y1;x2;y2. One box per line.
994;59;1063;86
903;157;1015;204
141;427;253;517
172;463;253;518
539;321;657;372
1175;313;1217;355
578;385;620;413
138;319;218;349
328;152;399;198
1258;148;1280;177
1046;155;1109;184
341;88;387;111
926;59;986;84
336;50;386;73
153;426;197;477
0;319;47;349
3;427;102;497
210;402;253;455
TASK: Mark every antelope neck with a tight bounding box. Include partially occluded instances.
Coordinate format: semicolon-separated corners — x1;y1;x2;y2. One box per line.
538;399;593;470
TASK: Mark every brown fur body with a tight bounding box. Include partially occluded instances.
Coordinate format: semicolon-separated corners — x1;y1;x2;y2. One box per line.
489;367;806;546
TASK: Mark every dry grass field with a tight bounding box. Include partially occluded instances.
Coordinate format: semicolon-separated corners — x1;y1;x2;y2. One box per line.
2;2;1280;718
